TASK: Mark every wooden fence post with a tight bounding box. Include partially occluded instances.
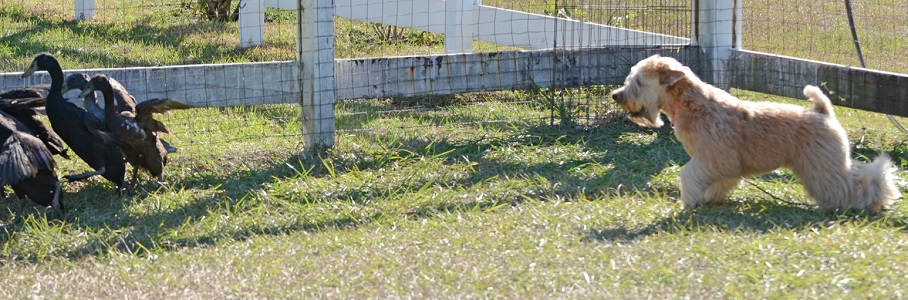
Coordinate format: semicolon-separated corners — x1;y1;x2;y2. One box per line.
74;0;96;20
298;0;336;154
692;0;742;90
445;0;476;53
239;0;266;47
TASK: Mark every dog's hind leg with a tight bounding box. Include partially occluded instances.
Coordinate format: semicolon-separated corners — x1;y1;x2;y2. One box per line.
796;156;898;212
789;157;851;210
679;165;705;210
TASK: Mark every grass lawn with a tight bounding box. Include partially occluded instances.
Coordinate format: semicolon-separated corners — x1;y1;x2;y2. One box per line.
2;0;908;298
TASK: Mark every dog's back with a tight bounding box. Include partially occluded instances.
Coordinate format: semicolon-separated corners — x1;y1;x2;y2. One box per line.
803;85;833;116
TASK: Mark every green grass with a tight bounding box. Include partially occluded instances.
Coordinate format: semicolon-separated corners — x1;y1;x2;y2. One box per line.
1;91;906;298
2;1;908;298
744;0;908;73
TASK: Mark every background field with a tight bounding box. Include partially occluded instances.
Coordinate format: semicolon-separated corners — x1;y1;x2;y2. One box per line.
2;0;908;298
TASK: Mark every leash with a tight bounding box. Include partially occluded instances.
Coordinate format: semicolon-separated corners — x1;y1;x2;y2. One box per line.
744;180;813;208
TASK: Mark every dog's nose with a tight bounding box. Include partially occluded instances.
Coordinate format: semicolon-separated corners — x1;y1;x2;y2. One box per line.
612;91;623;103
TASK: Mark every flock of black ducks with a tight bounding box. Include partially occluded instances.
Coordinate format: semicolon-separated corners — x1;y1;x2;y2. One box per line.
1;53;192;219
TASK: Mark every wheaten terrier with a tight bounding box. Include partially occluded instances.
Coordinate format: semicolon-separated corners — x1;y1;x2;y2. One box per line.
611;55;901;211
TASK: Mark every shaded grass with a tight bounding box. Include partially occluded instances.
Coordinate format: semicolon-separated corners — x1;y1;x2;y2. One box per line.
1;89;907;298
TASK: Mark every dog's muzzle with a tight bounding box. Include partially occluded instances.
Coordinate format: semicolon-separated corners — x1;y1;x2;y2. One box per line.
611;90;625;103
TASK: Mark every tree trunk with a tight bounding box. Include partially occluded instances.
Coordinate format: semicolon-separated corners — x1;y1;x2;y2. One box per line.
201;0;239;22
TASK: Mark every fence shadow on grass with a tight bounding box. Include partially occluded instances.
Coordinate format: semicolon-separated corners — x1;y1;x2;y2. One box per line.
12;107;894;260
320;115;684;200
34;153;313;258
0;112;690;259
77;116;663;251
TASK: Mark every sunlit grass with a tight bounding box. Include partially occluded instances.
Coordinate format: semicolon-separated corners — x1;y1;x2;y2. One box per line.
1;88;905;298
1;1;908;299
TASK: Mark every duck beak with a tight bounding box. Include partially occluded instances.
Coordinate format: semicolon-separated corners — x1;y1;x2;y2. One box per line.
21;63;37;78
78;86;95;98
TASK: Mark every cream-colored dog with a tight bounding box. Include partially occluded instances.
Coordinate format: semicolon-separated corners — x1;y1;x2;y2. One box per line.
611;55;900;211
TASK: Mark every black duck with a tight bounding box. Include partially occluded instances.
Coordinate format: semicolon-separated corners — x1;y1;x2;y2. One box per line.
81;74;190;186
64;72;180;153
0;96;69;159
0;110;64;218
21;53;129;195
61;73;104;121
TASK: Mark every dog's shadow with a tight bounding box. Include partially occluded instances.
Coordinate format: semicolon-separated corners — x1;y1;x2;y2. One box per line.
581;199;908;243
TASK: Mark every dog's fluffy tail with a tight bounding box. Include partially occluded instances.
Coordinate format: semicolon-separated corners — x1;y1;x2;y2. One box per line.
803;85;833;116
848;154;902;212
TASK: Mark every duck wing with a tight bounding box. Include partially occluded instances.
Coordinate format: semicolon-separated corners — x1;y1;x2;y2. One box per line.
0;96;46;108
3;107;69;159
136;98;193;115
81;111;129;150
135;98;192;134
0;87;46;100
116;111;147;139
82;91;106;121
1;128;54;187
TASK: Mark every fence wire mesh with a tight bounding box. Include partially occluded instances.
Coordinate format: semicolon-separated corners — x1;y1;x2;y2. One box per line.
333;0;695;147
2;0;906;192
541;0;692;127
1;0;303;178
745;0;908;74
743;0;908;139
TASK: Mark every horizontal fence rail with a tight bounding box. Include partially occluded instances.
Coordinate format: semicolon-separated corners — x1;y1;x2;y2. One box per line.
473;5;689;50
334;47;697;100
74;0;691;50
1;47;694;107
730;50;908;118
6;48;906;118
333;0;689;50
1;62;300;108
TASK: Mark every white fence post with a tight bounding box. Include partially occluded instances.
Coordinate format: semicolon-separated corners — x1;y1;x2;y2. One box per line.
692;0;742;90
298;0;336;152
239;0;266;47
445;0;476;53
74;0;95;21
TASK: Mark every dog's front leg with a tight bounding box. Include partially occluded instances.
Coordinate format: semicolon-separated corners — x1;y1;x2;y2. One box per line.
679;160;739;210
679;162;708;210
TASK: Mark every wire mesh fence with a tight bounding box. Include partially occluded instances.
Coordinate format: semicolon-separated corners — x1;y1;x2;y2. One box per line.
332;0;696;147
743;0;908;139
2;0;906;183
1;0;302;178
537;0;692;127
745;0;908;74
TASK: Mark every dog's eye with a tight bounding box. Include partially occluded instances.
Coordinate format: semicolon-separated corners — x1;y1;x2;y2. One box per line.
634;77;642;87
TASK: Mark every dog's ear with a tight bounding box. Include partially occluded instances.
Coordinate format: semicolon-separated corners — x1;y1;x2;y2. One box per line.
659;69;685;86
